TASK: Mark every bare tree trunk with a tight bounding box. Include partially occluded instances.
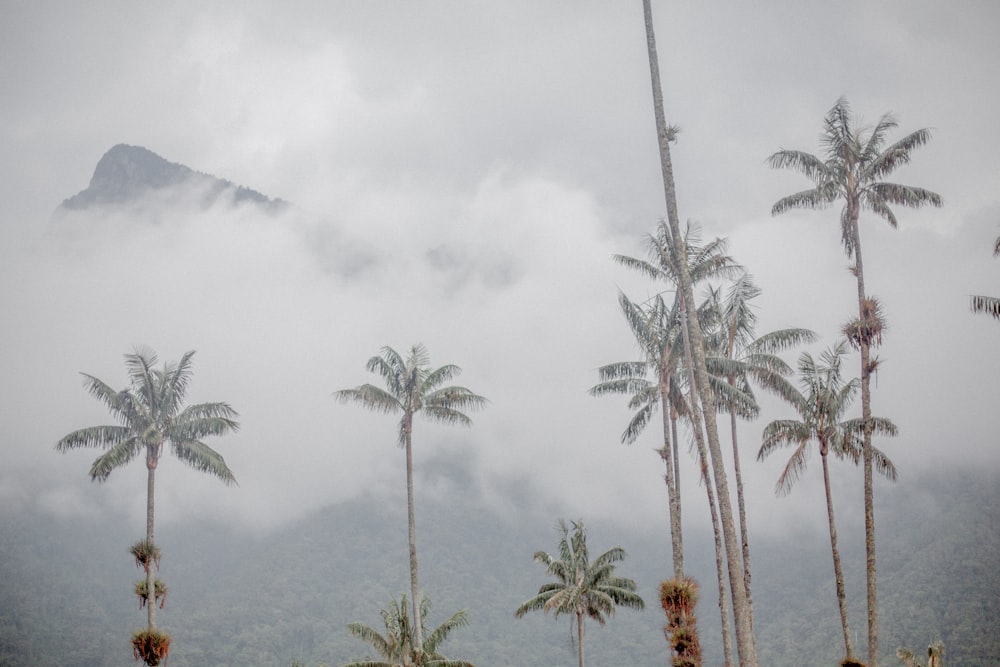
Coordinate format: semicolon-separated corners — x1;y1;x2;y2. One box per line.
404;415;423;653
679;298;733;666
849;214;879;667
577;610;585;667
822;452;854;660
729;404;755;638
704;438;735;667
145;447;157;630
660;376;684;578
641;2;757;664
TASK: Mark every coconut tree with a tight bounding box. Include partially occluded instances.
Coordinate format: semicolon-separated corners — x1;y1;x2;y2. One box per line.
970;236;1000;318
515;519;644;667
769;97;941;666
56;347;239;662
335;344;487;652
344;594;474;667
758;341;898;663
639;2;758;661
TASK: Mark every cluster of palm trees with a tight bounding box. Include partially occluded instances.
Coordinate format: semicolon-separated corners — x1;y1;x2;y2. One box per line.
637;0;942;664
56;6;946;667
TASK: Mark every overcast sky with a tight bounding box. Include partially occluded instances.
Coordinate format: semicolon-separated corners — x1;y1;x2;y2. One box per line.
1;1;998;539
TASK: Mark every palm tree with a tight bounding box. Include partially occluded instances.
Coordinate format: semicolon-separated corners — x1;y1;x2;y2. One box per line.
970;236;1000;318
705;272;816;631
515;519;644;667
758;341;898;662
640;1;759;660
335;344;487;651
590;291;688;578
56;348;239;641
769;97;941;666
344;594;474;667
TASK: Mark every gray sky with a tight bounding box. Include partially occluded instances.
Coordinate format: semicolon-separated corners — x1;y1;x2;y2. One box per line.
2;0;998;537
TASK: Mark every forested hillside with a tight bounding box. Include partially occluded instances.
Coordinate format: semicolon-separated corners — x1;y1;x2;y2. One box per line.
1;466;996;666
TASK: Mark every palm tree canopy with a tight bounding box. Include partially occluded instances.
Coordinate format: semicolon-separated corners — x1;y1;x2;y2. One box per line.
970;235;1000;319
515;520;644;625
56;347;239;484
334;344;488;447
769;96;943;258
344;595;474;667
757;341;897;496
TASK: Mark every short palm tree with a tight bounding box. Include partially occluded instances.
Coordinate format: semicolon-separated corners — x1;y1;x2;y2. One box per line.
344;594;473;667
56;348;239;645
515;519;644;667
335;344;487;650
769;97;941;666
970;236;1000;319
757;341;897;662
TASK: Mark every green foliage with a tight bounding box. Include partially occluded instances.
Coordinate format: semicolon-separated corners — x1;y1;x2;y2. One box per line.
344;594;473;667
56;347;240;485
1;468;997;666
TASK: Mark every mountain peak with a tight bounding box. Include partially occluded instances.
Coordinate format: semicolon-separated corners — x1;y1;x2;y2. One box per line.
58;144;286;213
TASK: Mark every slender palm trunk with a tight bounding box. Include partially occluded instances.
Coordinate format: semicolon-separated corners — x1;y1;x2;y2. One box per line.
671;407;682;516
642;2;757;663
679;299;733;666
577;610;585;667
660;375;684;578
702;437;735;667
821;450;854;659
404;414;423;653
145;447;157;630
728;397;755;637
851;217;878;667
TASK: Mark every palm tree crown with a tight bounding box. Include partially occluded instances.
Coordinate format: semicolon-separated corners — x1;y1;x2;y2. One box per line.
334;344;488;447
56;347;240;484
768;96;943;258
757;341;897;496
515;520;644;667
344;594;473;667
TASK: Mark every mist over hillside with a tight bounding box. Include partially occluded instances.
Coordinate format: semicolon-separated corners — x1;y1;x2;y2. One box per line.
1;465;996;667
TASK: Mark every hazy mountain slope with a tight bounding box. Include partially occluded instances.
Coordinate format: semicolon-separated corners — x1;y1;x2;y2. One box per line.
57;144;287;215
1;467;996;666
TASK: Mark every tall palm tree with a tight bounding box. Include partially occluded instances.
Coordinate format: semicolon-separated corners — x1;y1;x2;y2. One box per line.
590;291;688;578
768;97;941;666
640;2;759;661
515;519;644;667
344;594;474;667
335;344;487;652
970;236;1000;318
758;341;898;662
705;272;816;631
56;348;239;636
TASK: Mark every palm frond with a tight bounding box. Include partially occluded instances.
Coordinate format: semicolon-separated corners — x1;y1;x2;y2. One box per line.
333;385;402;414
971;294;1000;318
866;126;933;179
88;438;143;482
766;149;829;182
170;439;237;485
772;187;835;215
